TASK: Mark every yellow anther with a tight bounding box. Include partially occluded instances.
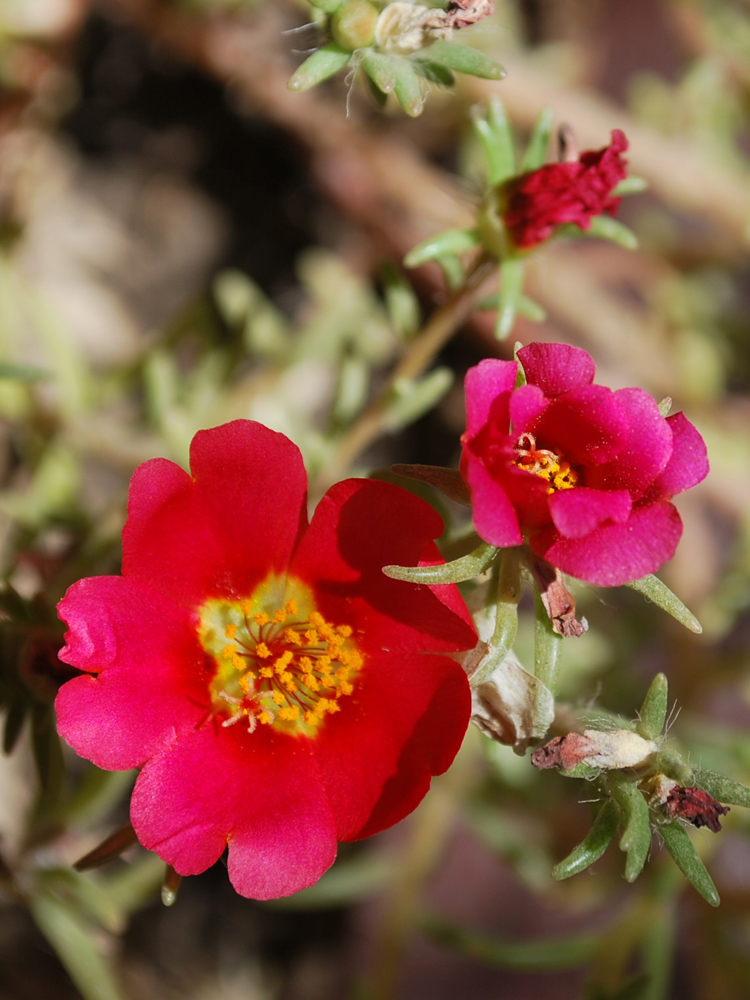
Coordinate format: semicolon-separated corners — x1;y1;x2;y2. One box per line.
285;599;298;616
315;699;331;716
273;608;287;623
304;629;319;645
274;651;293;675
284;629;303;646
281;672;297;692
258;711;272;725
319;623;335;641
222;644;237;660
231;654;245;672
256;642;271;659
260;666;273;678
336;625;353;638
278;705;300;721
339;680;353;696
335;667;350;681
299;656;313;672
304;710;320;726
318;655;332;674
239;674;254;695
309;612;325;628
327;701;340;714
242;600;256;617
303;674;319;692
225;623;238;639
272;690;286;706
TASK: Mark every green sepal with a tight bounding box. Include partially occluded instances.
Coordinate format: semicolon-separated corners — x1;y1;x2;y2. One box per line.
288;43;351;92
521;106;554;171
383;540;499;586
496;256;525;339
659;820;720;906
361;51;399;93
403;228;480;268
560;763;602;780
625;575;702;634
392;58;424;116
552;799;620;880
608;774;651;882
472;98;515;186
692;768;750;808
636;672;669;740
309;0;345;12
419;40;505;80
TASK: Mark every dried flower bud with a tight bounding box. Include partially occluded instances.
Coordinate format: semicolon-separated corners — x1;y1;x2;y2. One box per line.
532;728;657;772
665;786;730;833
375;3;453;55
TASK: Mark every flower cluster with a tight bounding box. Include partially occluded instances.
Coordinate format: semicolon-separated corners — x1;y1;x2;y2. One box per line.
461;343;709;586
55;421;476;899
502;130;629;249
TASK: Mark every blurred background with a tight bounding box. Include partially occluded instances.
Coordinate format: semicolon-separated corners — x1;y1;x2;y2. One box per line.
1;0;750;997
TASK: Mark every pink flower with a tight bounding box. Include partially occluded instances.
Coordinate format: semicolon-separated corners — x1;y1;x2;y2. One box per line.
461;343;709;587
503;130;629;248
55;421;476;899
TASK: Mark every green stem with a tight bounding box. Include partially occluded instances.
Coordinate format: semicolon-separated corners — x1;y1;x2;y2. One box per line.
532;580;562;735
470;548;521;686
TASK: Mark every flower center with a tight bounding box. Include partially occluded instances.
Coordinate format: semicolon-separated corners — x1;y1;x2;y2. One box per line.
199;577;362;737
514;432;578;494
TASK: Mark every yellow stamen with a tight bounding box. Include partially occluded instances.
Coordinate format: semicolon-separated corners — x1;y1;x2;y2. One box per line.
258;711;272;725
256;643;271;659
285;599;298;616
225;623;238;639
222;644;237;659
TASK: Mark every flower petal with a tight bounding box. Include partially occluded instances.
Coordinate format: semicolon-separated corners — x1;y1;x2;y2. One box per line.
518;343;596;397
533;501;683;586
56;577;208;770
290;478;477;653
585;389;672;494
130;724;338;900
648;412;709;499
123;421;308;608
464;359;517;438
548;488;632;539
532;384;630;466
311;650;470;841
462;453;524;547
509;383;548;433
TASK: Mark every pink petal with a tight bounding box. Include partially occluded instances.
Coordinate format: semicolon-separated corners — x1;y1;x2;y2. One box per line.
123;421;308;609
585;389;672;495
532;384;630;466
312;651;470;841
290;478;476;653
463;453;524;548
548;488;632;540
533;501;683;586
518;343;596;397
509;383;548;433
131;724;338;900
464;359;517;438
56;578;208;770
648;412;709;499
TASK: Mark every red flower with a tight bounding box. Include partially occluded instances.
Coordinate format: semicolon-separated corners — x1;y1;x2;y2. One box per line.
55;421;475;899
503;130;629;248
461;343;709;587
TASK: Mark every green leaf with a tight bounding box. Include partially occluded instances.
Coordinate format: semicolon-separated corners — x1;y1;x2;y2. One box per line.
361;51;399;93
612;176;648;195
421;914;600;970
384;368;454;430
309;0;345;11
390;463;470;505
692;769;750;808
403;228;480;268
412;59;455;86
553;799;620;880
418;41;505;80
475;293;546;322
287;43;351;92
659;821;720;906
472;97;515;186
626;575;702;633
0;362;49;382
521;106;554;171
496;257;525;339
586;214;639;249
380;262;421;339
636;673;669;741
392;57;424;116
31;893;126;1000
435;254;465;290
383;540;499;585
609;774;651;882
332;353;370;425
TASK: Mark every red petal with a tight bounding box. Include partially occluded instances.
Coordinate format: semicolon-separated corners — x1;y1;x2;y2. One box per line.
462;453;524;547
464;360;517;438
130;724;338;899
549;488;632;539
509;383;548;432
56;578;208;770
518;343;596;397
648;412;709;499
123;421;308;608
532;384;630;466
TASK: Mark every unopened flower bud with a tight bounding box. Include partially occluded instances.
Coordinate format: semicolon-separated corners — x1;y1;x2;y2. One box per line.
375;2;453;55
331;0;380;51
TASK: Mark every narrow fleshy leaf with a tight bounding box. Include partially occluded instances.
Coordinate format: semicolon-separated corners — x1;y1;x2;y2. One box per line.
476;293;546;322
390;464;471;506
659;821;720;906
552;800;620;880
392;58;424;116
658;396;672;417
384;368;454;430
657;750;694;785
612;176;648;195
521;106;554;171
692;769;750;808
361;51;399;93
333;353;370;425
435;254;466;290
404;228;480;268
384;540;499;586
421;915;600;970
161;866;182;907
585;215;639;249
309;0;345;13
626;575;703;634
609;774;651;882
472;98;516;186
74;825;139;872
380;262;421;339
636;673;669;741
496;257;525;339
419;41;505;80
288;44;351;92
412;59;455;86
31;894;126;1000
